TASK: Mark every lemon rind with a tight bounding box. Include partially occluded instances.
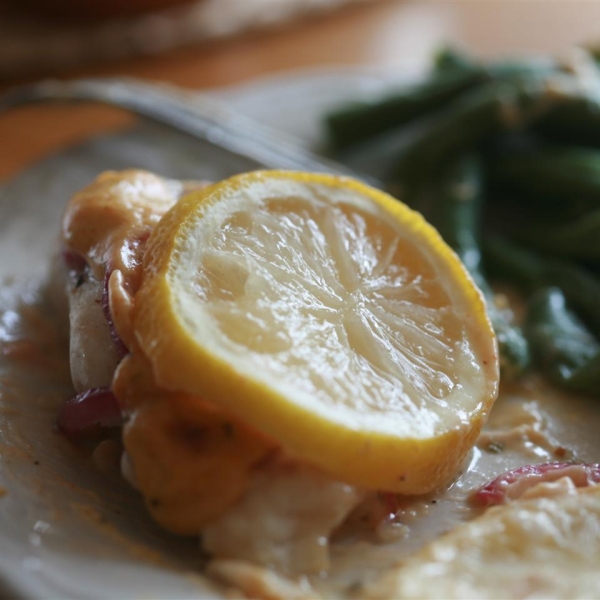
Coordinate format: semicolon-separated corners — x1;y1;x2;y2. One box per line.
134;171;499;493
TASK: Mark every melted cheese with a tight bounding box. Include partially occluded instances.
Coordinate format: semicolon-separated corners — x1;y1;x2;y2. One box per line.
62;170;277;533
113;351;275;535
61;171;209;355
61;171;197;390
62;170;185;287
367;485;600;599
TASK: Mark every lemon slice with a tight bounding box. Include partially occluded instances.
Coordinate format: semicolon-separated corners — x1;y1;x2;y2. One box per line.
134;171;498;493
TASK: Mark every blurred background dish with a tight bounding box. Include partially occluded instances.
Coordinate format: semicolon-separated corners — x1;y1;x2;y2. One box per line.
2;2;600;597
2;1;600;181
4;0;197;21
0;0;348;78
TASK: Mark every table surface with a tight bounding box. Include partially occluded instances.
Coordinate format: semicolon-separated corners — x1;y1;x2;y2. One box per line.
2;0;600;181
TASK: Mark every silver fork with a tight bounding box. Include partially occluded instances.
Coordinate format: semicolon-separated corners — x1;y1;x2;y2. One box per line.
0;77;372;180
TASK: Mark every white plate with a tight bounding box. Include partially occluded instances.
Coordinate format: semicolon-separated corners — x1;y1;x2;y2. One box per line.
1;67;599;600
0;67;403;599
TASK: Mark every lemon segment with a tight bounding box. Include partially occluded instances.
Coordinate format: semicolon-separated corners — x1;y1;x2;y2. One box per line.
134;171;498;493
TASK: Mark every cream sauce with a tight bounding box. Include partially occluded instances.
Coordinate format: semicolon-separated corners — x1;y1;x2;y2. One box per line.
0;279;224;599
1;279;599;599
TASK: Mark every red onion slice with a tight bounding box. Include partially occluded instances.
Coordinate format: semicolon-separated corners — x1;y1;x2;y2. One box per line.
473;462;600;506
62;250;87;273
57;387;123;434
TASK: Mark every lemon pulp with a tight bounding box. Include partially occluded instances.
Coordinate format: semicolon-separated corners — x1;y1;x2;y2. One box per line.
135;171;498;492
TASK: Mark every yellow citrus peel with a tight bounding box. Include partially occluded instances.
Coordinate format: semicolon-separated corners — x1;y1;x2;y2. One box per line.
132;171;499;493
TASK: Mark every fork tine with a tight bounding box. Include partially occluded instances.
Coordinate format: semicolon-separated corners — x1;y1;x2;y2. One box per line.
0;78;377;183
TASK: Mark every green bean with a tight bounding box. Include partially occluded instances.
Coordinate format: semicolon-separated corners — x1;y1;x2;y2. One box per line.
542;259;600;338
587;45;600;63
567;353;600;391
483;236;600;338
327;45;600;395
528;46;600;147
434;46;557;79
384;77;585;195
519;208;600;262
430;156;530;378
429;154;485;273
489;147;600;209
325;70;484;151
490;312;532;381
385;82;513;193
341;75;600;192
326;49;557;153
525;287;600;395
535;96;600;148
482;236;545;293
434;47;476;73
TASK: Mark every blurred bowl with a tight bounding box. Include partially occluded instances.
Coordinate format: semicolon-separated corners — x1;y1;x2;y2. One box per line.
6;0;197;22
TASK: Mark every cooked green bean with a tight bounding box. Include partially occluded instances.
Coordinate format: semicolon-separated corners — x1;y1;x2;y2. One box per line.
483;236;600;338
525;287;600;394
483;216;600;394
482;236;545;293
327;45;600;391
326;48;558;153
434;46;557;79
543;259;600;338
434;47;476;73
588;45;600;63
519;208;600;262
325;70;484;151
386;82;515;193
489;147;600;209
430;157;529;378
429;154;484;274
384;77;586;194
535;97;600;148
342;76;600;196
490;311;532;381
567;353;600;392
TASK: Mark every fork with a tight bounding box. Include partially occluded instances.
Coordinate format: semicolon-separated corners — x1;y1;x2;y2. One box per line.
0;77;369;180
